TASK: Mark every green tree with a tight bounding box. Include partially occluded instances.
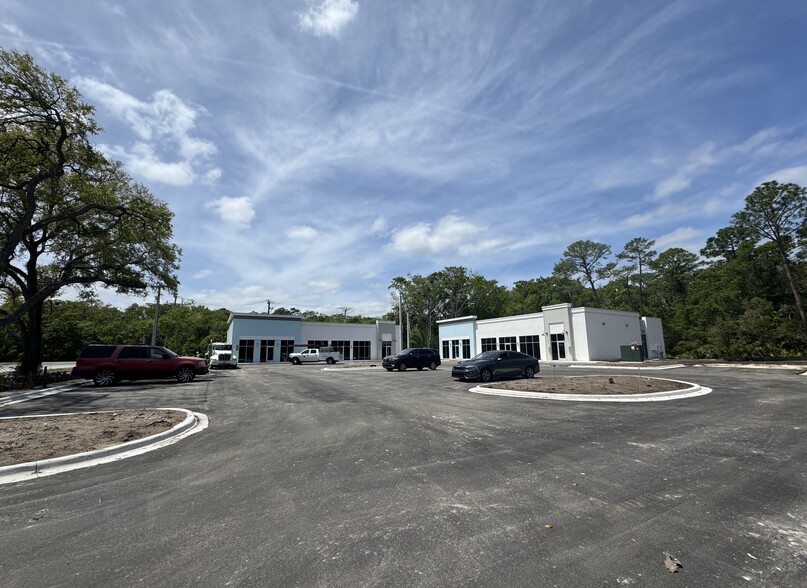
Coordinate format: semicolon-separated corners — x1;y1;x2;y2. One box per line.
0;49;103;280
700;225;753;261
616;237;656;314
0;50;180;382
467;274;508;319
731;181;807;339
507;276;581;315
553;240;616;307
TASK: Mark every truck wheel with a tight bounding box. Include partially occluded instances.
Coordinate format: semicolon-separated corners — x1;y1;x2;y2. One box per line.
326;357;335;365
292;358;301;365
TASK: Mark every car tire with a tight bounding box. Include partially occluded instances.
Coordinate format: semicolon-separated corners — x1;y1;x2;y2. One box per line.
326;357;335;365
93;368;117;387
524;366;535;379
399;362;407;371
429;362;438;370
176;366;196;383
479;368;492;383
292;358;301;365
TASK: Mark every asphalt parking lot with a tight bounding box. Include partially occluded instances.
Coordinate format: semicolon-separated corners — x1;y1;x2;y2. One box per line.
1;362;805;587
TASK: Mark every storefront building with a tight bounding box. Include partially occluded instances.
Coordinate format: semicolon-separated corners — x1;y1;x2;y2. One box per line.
437;303;665;362
227;313;401;363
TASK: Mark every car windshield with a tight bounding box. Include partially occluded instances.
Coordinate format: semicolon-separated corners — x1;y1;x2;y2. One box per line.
398;348;413;355
470;351;501;361
213;344;231;351
160;347;179;357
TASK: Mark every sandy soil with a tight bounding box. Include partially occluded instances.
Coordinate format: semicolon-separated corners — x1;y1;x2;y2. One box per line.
0;409;186;467
489;374;689;394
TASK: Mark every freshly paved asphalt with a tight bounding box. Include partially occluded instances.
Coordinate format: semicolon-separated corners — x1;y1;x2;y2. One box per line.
1;363;805;587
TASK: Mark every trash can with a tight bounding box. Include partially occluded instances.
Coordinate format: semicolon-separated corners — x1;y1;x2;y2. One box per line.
620;344;644;362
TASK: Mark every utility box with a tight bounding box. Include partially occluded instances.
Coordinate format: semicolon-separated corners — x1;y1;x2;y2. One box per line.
620;344;644;362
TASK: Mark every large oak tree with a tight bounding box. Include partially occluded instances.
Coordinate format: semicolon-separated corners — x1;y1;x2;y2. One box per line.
0;49;180;382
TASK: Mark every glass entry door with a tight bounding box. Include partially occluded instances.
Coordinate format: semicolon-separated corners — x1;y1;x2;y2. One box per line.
550;333;566;360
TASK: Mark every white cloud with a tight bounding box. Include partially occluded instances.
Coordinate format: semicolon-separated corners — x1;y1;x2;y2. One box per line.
766;165;807;186
103;142;195;186
654;227;703;252
389;214;504;256
206;196;255;228
370;216;386;233
286;225;319;240
307;278;340;292
651;143;719;200
75;78;217;186
652;174;692;200
192;269;214;279
298;0;358;38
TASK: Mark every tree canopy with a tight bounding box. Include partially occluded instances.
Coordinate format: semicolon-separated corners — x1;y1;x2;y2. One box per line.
0;49;180;381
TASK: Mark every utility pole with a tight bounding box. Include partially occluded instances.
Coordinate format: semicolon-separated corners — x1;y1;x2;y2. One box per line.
266;299;272;314
151;285;161;346
398;290;409;351
406;306;411;350
338;306;354;323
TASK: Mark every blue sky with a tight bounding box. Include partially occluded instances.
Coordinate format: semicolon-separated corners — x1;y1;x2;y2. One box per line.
2;0;807;316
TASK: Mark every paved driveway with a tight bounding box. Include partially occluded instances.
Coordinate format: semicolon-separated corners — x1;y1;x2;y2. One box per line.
1;363;805;586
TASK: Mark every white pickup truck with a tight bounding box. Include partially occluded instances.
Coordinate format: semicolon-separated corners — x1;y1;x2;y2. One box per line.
207;342;238;369
288;348;343;365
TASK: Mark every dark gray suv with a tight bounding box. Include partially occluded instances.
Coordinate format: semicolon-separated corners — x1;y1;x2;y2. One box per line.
382;348;441;371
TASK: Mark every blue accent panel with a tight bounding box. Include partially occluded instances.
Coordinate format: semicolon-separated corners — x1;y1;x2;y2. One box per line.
438;320;475;339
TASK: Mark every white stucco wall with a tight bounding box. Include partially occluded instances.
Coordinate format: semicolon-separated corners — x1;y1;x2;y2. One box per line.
575;308;643;361
642;316;666;358
476;313;545;357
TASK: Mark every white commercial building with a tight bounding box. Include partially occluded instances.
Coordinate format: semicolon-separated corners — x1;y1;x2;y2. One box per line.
437;303;665;362
227;313;402;363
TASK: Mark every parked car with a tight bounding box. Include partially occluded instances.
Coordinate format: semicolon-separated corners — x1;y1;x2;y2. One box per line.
382;348;441;371
72;344;209;386
451;350;538;382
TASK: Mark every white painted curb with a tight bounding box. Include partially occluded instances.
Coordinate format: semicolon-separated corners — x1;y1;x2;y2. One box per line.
470;378;712;402
0;408;208;484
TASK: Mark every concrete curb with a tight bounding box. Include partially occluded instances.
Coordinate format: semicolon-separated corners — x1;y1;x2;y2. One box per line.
0;408;207;484
470;377;712;402
565;363;686;370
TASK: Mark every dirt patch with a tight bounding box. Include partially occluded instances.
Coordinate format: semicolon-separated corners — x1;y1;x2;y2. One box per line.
485;375;690;395
0;409;186;467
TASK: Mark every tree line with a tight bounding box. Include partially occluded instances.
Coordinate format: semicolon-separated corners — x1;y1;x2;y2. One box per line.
3;48;806;373
390;181;807;359
0;298;230;363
